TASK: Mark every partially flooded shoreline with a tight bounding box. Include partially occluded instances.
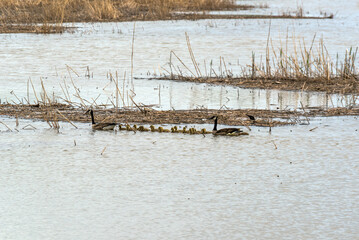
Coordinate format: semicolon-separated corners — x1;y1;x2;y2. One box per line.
0;0;333;34
1;103;359;129
1;0;359;238
152;76;359;95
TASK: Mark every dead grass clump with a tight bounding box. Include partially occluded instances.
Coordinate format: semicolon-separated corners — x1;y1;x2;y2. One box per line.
160;35;359;94
0;0;238;24
0;103;295;127
0;0;122;23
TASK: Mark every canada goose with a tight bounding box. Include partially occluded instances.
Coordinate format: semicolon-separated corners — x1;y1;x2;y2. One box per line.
87;109;117;131
209;116;244;136
229;131;249;136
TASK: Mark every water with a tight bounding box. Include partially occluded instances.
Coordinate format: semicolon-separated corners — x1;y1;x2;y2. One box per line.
1;0;359;109
1;116;359;239
1;0;359;239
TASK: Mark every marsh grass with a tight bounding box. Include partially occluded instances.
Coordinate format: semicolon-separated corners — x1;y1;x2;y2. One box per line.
0;0;332;33
0;0;238;24
162;34;359;94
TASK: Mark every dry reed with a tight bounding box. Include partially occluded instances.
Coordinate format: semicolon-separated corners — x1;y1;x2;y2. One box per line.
162;35;359;94
0;0;238;24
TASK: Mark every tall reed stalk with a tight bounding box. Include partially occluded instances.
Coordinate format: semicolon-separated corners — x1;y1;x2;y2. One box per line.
166;35;358;82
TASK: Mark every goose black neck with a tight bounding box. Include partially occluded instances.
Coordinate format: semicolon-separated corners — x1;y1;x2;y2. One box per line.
90;110;95;124
213;117;218;131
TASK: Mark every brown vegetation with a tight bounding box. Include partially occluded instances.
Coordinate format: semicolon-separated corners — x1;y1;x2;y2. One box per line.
0;0;239;26
159;37;359;94
0;0;332;33
0;103;288;127
1;103;359;129
154;76;359;94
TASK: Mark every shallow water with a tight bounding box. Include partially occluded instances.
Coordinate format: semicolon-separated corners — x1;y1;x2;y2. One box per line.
1;0;359;110
1;0;359;239
1;116;359;239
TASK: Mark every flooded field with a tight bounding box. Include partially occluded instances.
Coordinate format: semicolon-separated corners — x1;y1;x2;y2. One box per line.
1;0;359;239
1;0;359;108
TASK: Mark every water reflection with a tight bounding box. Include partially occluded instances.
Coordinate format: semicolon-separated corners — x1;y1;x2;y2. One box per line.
1;13;359;105
0;74;357;110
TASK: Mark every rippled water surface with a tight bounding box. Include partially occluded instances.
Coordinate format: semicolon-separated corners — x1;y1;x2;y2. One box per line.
1;1;359;109
1;116;359;239
1;0;359;239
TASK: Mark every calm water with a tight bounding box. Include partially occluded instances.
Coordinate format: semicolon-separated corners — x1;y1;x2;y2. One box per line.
0;1;359;109
0;116;359;239
1;0;359;239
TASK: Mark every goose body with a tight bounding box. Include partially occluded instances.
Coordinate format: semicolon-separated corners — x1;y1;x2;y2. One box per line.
210;116;246;136
88;109;116;131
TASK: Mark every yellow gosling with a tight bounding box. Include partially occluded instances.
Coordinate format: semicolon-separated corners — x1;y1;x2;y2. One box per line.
126;124;133;131
189;128;198;134
138;126;150;132
150;125;158;132
158;126;170;133
201;128;211;134
171;126;179;133
181;126;189;134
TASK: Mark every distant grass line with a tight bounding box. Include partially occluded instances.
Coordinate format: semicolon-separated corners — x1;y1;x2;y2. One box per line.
0;0;239;24
0;0;332;33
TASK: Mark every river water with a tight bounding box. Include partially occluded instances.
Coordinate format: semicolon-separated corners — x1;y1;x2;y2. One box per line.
1;0;359;239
